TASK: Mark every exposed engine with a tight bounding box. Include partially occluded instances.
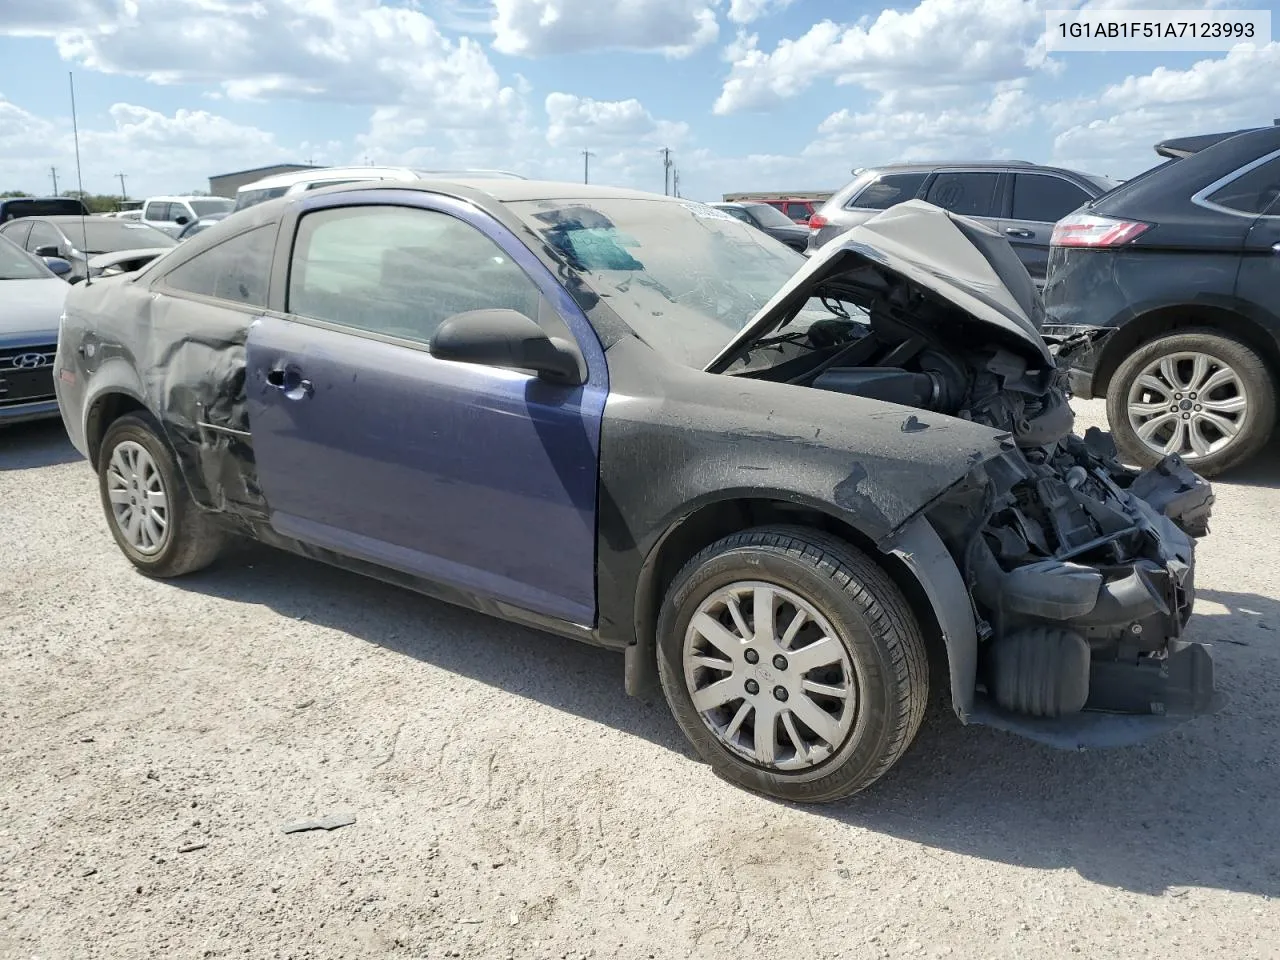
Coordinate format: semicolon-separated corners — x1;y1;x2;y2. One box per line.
742;275;1217;723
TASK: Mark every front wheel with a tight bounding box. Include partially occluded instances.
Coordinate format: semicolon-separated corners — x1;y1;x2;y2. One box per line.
656;526;929;803
1107;328;1276;477
97;413;227;577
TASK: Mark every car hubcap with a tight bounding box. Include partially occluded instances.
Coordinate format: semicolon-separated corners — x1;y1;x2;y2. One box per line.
1126;352;1247;460
106;441;169;555
683;581;857;772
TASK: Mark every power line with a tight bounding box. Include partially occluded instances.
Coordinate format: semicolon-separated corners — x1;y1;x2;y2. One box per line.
660;147;673;196
582;149;595;184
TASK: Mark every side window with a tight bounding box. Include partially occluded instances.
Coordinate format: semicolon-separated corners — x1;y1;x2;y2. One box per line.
2;221;33;249
925;172;1001;218
783;202;811;220
26;222;63;252
159;224;275;307
1207;157;1280;215
721;206;754;224
850;173;928;210
145;202;170;222
1011;174;1090;222
172;203;192;222
286;205;568;346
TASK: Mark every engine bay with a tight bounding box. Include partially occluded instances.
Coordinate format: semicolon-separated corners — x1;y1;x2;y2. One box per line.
730;265;1217;722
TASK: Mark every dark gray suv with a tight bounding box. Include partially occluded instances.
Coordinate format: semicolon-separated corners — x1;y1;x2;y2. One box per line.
806;162;1120;284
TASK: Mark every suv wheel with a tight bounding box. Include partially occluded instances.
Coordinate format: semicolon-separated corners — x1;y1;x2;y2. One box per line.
1108;328;1276;477
656;526;928;803
97;413;227;577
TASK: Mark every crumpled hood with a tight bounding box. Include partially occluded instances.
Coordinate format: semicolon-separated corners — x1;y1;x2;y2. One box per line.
707;199;1052;373
0;277;69;339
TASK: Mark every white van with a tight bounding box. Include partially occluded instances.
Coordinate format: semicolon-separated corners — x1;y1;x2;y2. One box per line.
232;166;525;211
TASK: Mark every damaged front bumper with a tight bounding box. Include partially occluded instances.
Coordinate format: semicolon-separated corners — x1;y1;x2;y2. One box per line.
924;428;1223;749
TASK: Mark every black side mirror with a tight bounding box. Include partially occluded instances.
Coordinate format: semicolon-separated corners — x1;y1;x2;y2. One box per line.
34;245;61;258
430;308;587;386
42;256;73;277
174;215;190;226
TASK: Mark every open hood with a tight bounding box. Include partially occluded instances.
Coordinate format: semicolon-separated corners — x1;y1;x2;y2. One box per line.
705;199;1052;374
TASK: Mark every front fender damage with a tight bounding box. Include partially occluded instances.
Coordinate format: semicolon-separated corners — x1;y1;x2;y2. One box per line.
904;426;1223;749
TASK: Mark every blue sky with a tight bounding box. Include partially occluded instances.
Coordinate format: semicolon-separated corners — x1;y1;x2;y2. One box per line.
1;0;1277;200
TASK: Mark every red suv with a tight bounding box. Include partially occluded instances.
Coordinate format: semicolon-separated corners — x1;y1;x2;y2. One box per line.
761;198;818;223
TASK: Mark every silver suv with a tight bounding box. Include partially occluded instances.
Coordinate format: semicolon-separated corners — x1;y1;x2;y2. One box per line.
807;162;1120;284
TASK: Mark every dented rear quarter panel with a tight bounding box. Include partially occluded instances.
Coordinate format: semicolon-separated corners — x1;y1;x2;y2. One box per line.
57;227;273;517
593;331;1011;645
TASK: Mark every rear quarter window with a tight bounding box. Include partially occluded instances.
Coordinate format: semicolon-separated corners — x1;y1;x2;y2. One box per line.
1205;155;1280;215
849;172;928;210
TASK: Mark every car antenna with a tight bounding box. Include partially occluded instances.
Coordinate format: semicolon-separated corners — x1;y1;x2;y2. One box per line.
69;70;90;286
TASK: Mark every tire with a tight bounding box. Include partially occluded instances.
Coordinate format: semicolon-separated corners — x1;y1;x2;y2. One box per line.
656;525;929;803
1107;327;1276;478
97;413;227;577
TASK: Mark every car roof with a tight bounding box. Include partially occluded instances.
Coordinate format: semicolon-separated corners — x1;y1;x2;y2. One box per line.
1154;126;1277;159
1093;125;1280;218
144;195;226;202
35;215;165;224
298;177;688;206
852;160;1101;178
237;166;527;191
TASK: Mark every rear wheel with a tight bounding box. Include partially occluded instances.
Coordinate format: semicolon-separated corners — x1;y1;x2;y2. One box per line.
656;526;929;803
97;414;227;577
1108;328;1276;477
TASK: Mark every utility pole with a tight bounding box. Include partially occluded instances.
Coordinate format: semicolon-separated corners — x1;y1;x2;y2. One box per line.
660;147;673;195
116;172;128;203
582;149;594;184
673;167;680;198
50;167;58;195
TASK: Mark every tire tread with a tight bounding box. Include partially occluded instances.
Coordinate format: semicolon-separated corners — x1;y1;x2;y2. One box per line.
657;524;929;803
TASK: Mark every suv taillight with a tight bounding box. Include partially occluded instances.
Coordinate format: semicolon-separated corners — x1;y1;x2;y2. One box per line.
808;214;829;231
1051;213;1150;248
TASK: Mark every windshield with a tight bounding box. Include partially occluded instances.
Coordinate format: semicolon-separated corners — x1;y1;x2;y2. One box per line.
0;235;50;280
508;197;808;367
190;198;233;217
742;202;801;228
60;220;177;253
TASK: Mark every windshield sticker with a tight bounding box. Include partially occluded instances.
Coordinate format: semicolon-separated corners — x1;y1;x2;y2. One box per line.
679;201;738;223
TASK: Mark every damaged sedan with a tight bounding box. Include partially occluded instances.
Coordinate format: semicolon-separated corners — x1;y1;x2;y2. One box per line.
54;181;1220;802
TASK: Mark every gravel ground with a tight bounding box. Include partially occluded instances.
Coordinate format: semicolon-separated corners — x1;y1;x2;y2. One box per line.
2;400;1278;960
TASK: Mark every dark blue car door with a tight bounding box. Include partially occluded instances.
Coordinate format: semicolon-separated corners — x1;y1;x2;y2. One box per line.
244;192;608;627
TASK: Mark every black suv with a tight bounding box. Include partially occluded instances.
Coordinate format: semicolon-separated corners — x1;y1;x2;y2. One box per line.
1046;124;1280;477
0;196;91;223
806;162;1119;283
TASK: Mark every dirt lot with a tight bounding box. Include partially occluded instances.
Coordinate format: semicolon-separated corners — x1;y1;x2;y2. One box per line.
2;400;1278;960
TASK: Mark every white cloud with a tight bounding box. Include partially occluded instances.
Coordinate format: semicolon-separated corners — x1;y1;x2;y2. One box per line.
544;93;689;148
806;84;1035;165
3;0;521;122
714;0;1052;114
0;95;314;196
1049;42;1280;176
490;0;719;57
726;0;795;25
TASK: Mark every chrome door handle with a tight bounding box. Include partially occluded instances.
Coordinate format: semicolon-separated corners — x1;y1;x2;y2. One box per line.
1005;228;1034;239
1272;242;1280;254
